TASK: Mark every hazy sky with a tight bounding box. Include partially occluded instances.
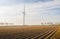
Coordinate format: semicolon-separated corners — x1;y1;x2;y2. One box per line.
0;0;60;25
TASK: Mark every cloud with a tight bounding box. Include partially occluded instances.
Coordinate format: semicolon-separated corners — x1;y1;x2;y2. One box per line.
24;0;60;25
0;0;60;25
0;0;53;6
0;4;24;25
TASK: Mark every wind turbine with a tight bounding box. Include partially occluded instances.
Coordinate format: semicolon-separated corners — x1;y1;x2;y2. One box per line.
23;1;25;26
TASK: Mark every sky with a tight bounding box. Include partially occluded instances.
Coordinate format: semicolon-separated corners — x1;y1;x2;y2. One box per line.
0;0;60;25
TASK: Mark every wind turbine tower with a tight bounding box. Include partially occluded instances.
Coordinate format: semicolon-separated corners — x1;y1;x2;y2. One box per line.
23;3;25;26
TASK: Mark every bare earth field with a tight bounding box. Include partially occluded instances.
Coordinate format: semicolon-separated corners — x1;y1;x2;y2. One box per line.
0;25;59;39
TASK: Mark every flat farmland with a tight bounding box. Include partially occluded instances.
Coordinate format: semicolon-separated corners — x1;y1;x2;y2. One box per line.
0;25;59;39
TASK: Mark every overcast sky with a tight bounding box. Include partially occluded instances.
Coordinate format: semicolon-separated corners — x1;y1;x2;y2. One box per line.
0;0;60;25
